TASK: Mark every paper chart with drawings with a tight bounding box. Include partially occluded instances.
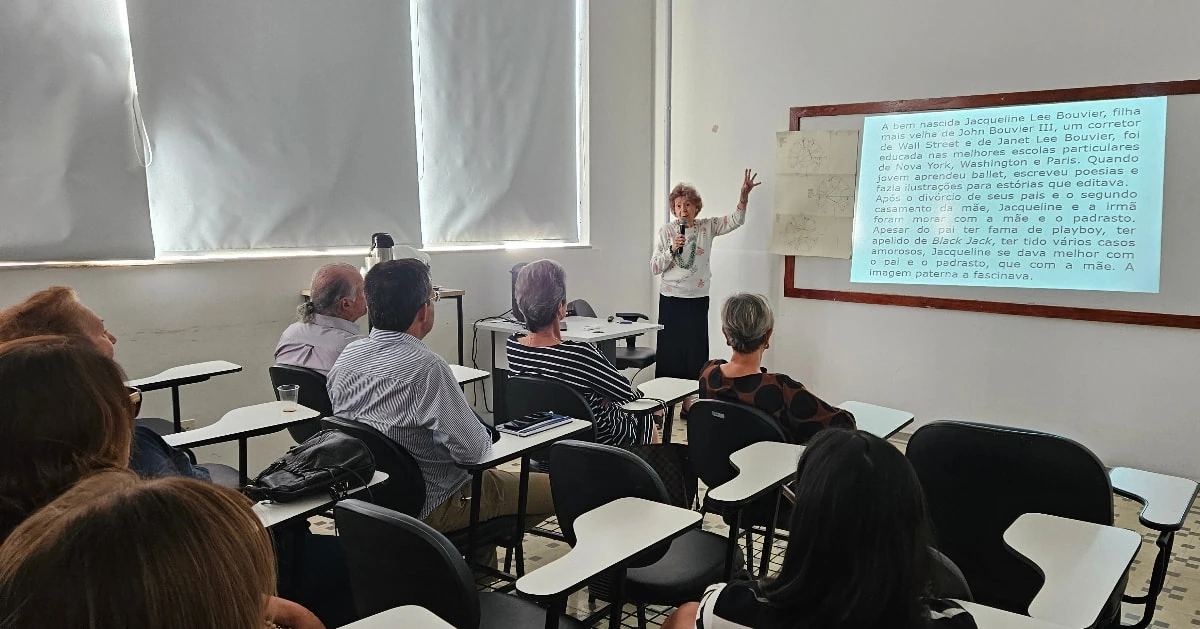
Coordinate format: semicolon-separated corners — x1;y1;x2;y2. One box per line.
775;130;860;175
771;130;860;258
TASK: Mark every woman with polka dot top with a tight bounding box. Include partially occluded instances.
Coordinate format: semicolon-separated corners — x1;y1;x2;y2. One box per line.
651;169;761;381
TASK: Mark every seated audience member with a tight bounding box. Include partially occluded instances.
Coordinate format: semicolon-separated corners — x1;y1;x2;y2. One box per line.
0;335;134;541
328;259;555;537
0;335;333;628
506;259;656;446
661;429;977;629
0;286;210;480
276;263;367;375
699;292;854;444
0;470;323;629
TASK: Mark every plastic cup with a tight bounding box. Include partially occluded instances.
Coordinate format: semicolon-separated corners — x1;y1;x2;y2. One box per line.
277;384;299;412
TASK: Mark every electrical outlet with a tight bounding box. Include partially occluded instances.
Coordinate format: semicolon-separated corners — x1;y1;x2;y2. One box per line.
180;418;196;431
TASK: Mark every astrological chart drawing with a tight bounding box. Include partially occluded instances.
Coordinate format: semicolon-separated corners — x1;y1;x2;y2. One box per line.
769;214;852;258
775;130;860;175
775;174;857;219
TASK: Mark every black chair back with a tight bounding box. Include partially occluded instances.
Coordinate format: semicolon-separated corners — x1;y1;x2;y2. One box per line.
906;421;1113;615
549;440;673;567
567;299;597;318
687;399;787;491
505;375;597;442
269;364;331;442
322;417;425;518
335;499;479;628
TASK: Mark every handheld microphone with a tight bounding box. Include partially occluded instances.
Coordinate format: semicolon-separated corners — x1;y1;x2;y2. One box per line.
676;220;686;254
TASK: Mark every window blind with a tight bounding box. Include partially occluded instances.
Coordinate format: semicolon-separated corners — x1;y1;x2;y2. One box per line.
412;0;582;246
126;0;422;253
0;0;154;261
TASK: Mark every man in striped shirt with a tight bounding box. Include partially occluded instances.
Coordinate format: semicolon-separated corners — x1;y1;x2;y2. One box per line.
327;259;554;540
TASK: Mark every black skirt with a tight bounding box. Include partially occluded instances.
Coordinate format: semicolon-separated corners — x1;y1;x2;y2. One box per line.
656;295;710;380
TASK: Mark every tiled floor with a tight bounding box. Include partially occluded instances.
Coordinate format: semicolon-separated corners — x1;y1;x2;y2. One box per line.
315;418;1200;627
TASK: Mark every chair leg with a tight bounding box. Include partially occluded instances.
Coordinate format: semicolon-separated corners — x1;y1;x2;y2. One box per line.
516;541;526;577
503;545;513;573
637;603;647;629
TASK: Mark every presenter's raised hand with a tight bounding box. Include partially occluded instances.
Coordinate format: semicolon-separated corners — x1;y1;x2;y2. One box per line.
740;169;761;205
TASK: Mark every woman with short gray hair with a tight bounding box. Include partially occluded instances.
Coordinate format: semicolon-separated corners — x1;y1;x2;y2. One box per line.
506;259;656;446
699;293;855;444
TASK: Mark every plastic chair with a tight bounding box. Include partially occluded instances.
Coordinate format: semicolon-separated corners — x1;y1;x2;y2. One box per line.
321;417;523;572
550;440;739;628
688;399;790;574
907;421;1124;625
269;364;330;442
335;500;585;629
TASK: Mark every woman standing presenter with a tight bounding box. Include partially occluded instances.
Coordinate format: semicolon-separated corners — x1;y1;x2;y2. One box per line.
651;169;761;381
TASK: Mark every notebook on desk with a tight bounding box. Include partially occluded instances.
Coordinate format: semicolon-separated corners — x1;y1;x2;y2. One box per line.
497;412;572;437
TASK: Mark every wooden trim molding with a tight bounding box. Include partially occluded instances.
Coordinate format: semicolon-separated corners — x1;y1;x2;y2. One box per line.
784;79;1200;329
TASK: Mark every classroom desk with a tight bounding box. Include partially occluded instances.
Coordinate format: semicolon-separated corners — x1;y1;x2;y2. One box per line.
302;286;466;364
126;360;243;433
164;401;320;481
475;316;662;422
254;471;389;528
704;441;805;579
955;601;1072;629
516;497;702;629
622;377;699;444
338;605;454;629
838;400;914;440
456;418;593;577
1004;513;1141;628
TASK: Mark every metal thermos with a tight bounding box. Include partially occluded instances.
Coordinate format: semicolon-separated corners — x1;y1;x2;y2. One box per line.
365;232;395;272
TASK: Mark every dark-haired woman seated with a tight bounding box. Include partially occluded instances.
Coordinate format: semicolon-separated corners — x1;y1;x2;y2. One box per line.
699;292;854;444
662;429;976;629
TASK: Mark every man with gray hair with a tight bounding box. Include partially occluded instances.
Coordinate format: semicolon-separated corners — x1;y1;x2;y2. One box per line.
274;263;367;375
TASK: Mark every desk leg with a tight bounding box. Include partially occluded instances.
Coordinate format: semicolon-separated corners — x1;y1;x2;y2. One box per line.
545;598;566;629
467;471;483;564
608;568;627;629
516;455;530;577
490;331;509;424
454;295;464;365
596;339;617;364
759;491;782;576
171;386;182;433
238;437;248;484
724;509;741;581
662;404;675;444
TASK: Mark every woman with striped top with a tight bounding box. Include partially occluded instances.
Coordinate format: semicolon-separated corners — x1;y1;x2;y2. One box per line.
507;259;656;446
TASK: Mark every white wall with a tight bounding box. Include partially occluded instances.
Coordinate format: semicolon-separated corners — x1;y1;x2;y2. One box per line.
670;0;1200;478
0;0;656;475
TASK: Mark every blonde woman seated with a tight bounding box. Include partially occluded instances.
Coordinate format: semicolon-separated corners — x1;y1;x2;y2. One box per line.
0;470;318;629
507;259;657;446
699;293;855;444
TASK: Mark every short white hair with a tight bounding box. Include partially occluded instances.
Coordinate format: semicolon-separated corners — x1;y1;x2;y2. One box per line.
515;260;567;332
721;293;774;354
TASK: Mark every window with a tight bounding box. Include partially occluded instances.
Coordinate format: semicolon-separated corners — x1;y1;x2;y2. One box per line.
0;0;587;262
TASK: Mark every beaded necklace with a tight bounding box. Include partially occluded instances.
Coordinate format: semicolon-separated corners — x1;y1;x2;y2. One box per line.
673;237;698;270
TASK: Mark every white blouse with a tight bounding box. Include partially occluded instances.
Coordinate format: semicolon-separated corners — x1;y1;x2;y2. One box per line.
651;206;746;298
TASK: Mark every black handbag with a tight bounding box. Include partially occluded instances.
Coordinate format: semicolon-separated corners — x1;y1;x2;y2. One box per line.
243;429;376;503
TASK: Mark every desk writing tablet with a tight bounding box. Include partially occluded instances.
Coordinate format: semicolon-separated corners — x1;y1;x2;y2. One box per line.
163;401;320;448
463;418;592;469
340;605;453;629
622;377;700;413
705;441;805;505
516;497;701;599
1110;467;1199;531
449;364;490;385
955;601;1072;629
126;360;243;390
1004;513;1141;628
254;471;389;528
838;401;914;440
